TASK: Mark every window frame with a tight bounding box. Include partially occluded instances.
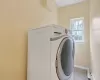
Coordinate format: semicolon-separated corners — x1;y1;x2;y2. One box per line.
70;17;84;43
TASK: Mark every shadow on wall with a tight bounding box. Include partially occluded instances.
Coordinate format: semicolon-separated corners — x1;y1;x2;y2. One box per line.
40;0;47;8
40;0;52;12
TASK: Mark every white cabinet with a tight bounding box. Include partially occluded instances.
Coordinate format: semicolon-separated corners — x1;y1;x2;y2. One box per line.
27;27;52;80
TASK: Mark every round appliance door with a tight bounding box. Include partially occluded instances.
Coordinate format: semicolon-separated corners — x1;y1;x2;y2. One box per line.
56;37;74;80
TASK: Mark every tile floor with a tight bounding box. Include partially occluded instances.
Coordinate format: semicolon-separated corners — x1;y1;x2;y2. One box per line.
74;67;88;80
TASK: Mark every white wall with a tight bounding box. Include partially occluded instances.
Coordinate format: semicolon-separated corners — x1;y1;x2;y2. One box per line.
90;0;100;80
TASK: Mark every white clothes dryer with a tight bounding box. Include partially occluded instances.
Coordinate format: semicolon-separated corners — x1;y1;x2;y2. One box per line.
27;24;75;80
50;32;74;80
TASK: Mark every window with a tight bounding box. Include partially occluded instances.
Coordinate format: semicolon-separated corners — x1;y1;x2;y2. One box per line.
70;17;84;42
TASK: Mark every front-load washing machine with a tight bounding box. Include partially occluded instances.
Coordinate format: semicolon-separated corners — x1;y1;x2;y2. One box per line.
27;24;75;80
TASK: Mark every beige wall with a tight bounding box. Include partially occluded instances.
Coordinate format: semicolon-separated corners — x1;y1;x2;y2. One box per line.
90;0;100;80
0;0;57;80
58;1;90;68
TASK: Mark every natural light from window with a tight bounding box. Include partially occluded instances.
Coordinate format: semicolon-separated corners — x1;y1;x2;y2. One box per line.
70;17;84;42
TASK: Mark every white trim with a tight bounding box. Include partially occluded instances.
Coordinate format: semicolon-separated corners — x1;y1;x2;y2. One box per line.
91;73;95;80
70;17;84;21
91;75;94;80
74;65;89;70
74;40;84;43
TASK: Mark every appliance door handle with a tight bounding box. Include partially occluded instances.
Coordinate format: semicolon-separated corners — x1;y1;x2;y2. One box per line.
54;32;62;35
50;35;67;41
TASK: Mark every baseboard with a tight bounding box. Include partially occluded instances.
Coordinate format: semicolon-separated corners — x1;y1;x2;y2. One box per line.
74;65;89;70
91;73;95;80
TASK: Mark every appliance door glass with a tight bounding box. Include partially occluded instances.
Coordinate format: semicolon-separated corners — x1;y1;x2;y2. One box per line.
56;37;74;80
